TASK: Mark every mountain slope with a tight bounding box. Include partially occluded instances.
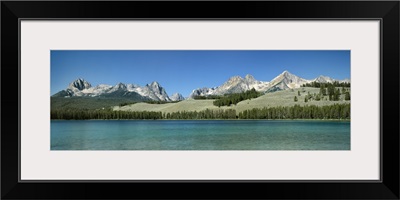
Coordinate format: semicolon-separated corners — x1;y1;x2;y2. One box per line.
53;79;171;101
53;71;350;101
265;70;310;92
170;93;185;101
189;70;350;98
189;74;269;98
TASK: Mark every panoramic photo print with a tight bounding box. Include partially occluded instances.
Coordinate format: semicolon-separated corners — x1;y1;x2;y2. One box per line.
51;50;351;150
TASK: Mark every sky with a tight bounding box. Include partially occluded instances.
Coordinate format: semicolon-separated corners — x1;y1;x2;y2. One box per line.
51;50;350;97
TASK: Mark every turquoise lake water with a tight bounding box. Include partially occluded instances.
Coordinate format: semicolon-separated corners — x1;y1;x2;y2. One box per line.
51;120;350;150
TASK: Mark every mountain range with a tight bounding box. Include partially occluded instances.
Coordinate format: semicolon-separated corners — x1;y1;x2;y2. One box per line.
52;71;350;101
189;70;349;97
52;79;176;101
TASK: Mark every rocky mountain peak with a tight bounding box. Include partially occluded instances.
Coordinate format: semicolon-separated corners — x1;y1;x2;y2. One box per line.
227;76;243;83
278;70;301;80
281;70;294;77
56;78;171;101
147;81;162;90
170;93;185;101
148;81;163;93
150;81;160;87
245;74;255;81
68;78;92;91
115;82;127;89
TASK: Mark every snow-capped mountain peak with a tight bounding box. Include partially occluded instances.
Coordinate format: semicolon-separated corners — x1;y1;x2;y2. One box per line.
149;81;160;87
54;71;351;101
68;78;92;91
144;81;170;101
266;70;309;92
313;75;334;83
280;70;297;79
245;74;256;82
170;93;185;101
189;74;270;98
54;79;172;101
189;70;349;98
115;82;127;89
227;76;243;83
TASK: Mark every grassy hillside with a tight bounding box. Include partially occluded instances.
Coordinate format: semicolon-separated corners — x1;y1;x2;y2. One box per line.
114;99;217;113
232;87;349;113
114;87;350;113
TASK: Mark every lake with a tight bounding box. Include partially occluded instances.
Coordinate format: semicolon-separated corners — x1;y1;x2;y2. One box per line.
51;120;350;150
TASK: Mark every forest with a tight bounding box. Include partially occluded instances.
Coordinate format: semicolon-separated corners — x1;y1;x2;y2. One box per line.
301;81;350;88
298;82;350;102
213;88;261;107
51;104;350;120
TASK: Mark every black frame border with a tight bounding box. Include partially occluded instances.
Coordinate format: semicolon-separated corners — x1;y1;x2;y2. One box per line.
2;1;399;199
17;18;382;184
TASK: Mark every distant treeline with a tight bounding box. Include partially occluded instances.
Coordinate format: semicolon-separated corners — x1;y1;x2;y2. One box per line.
146;100;181;104
119;102;137;107
119;100;181;107
51;109;163;120
51;108;236;120
51;104;349;120
193;95;221;100
165;109;237;119
238;104;350;119
299;81;350;102
302;81;350;88
213;88;261;107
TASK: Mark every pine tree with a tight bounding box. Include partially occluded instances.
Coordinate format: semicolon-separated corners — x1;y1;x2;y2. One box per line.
294;96;298;102
345;92;350;100
334;88;340;101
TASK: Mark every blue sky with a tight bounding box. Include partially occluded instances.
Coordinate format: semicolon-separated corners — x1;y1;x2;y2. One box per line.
51;50;350;97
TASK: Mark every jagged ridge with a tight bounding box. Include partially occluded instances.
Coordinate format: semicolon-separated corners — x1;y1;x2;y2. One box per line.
189;70;350;98
53;71;350;101
53;79;184;102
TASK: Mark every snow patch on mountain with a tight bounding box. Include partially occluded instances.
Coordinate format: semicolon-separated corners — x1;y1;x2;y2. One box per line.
266;70;310;92
170;93;185;101
54;71;351;101
189;70;350;98
313;75;334;83
54;79;172;101
189;74;269;98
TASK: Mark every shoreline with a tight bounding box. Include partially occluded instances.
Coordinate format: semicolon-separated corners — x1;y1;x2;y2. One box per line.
51;118;350;122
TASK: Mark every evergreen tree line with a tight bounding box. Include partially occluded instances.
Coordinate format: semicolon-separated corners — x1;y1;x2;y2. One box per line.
193;95;221;100
145;100;181;104
319;85;350;101
165;109;237;119
296;83;350;102
119;100;181;107
213;88;261;107
302;81;350;88
51;109;163;120
51;104;350;120
294;90;350;103
51;108;237;120
238;104;350;119
119;102;137;107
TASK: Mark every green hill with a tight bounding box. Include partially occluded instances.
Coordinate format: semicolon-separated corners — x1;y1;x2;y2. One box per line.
114;87;350;113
